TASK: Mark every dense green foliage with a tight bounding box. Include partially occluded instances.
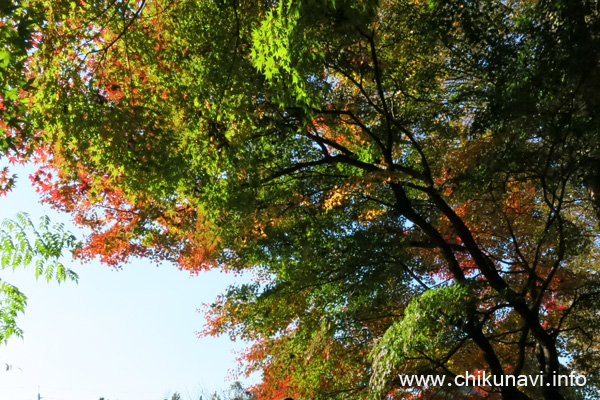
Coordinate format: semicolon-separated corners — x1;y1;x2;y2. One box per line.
2;0;600;399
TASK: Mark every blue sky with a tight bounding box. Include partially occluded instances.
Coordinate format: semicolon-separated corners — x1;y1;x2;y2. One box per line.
0;163;256;400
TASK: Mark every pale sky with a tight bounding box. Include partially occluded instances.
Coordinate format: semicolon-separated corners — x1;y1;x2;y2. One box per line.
0;163;256;400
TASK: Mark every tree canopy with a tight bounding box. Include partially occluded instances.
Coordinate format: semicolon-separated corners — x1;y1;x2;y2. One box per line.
2;0;600;399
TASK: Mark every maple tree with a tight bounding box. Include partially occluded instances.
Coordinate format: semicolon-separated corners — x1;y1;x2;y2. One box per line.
3;0;600;399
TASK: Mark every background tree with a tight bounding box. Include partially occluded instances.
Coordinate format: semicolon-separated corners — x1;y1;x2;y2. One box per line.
6;0;600;399
226;381;256;400
167;392;182;400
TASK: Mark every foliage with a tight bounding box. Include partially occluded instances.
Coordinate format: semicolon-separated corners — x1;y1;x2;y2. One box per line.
370;284;472;393
0;1;45;192
167;393;182;400
0;212;79;343
4;0;600;399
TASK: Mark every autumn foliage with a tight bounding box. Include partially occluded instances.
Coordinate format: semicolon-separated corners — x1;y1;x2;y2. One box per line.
3;0;600;399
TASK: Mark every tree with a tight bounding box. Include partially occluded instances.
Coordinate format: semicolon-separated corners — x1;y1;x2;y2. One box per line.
167;392;182;400
0;3;79;344
226;381;256;400
6;0;600;399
